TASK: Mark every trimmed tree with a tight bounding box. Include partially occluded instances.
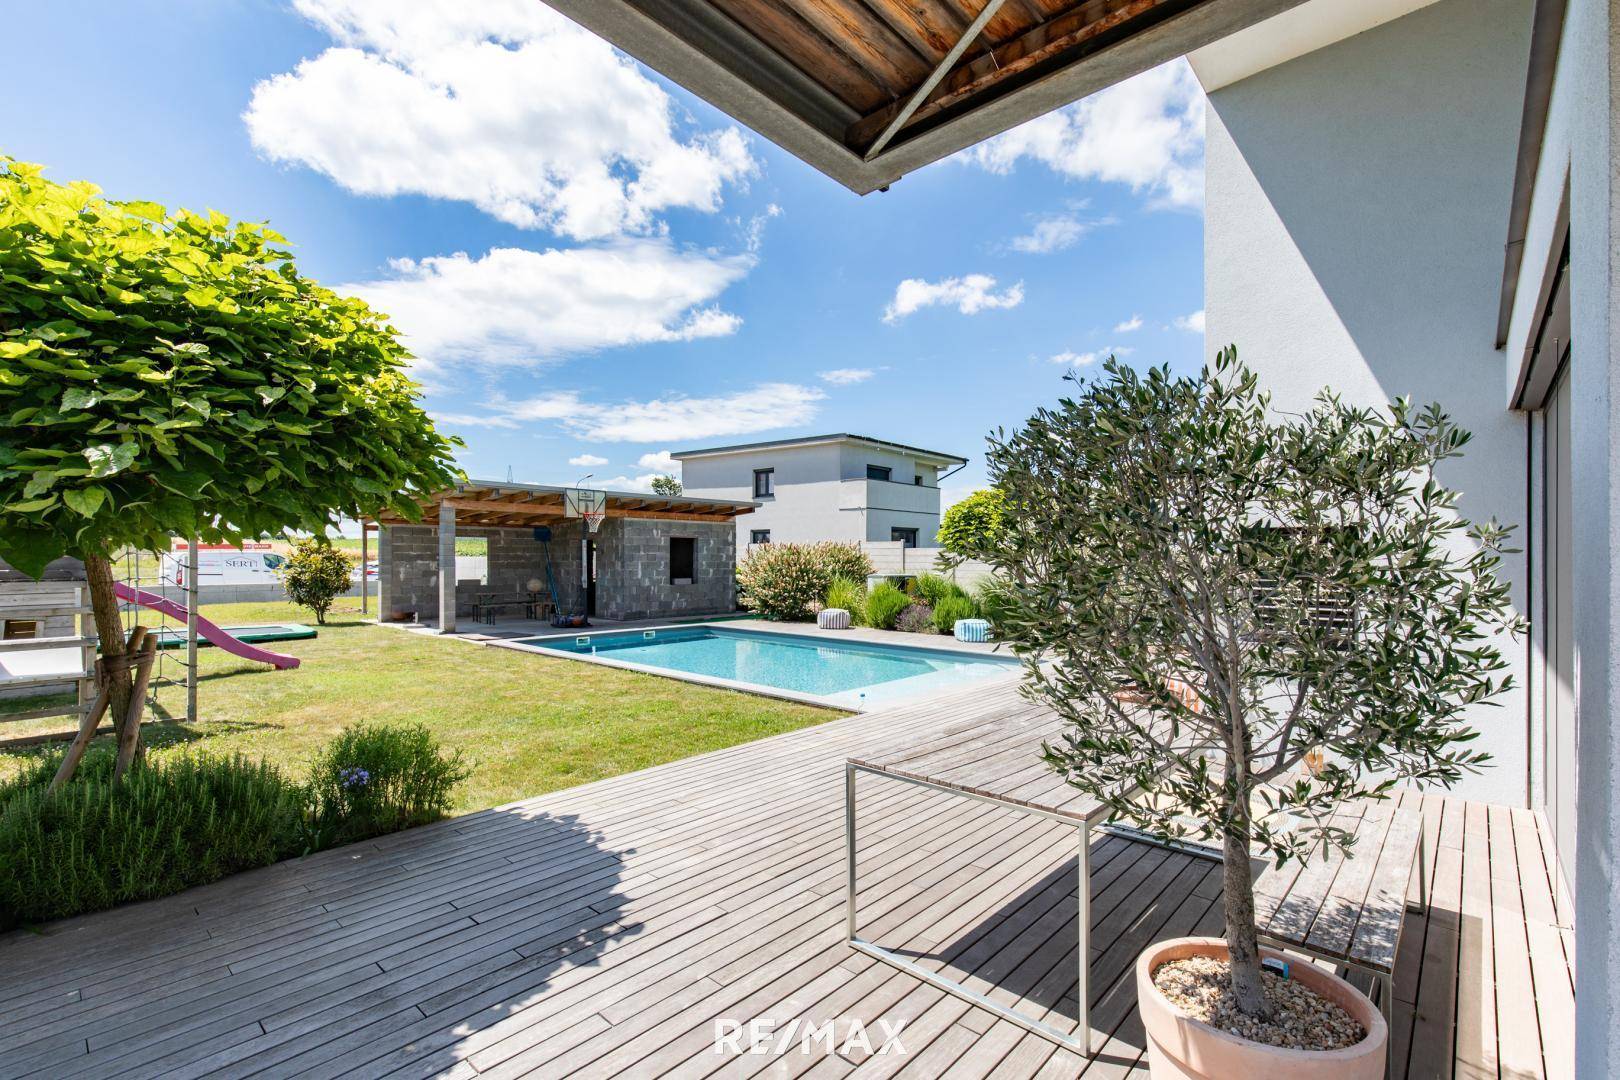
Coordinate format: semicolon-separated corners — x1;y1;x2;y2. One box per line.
937;487;1005;561
0;158;460;740
980;351;1521;1018
280;539;354;625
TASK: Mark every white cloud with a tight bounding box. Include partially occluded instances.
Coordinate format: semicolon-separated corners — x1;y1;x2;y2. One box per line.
469;382;825;443
1113;314;1144;333
1175;309;1206;333
1050;345;1133;367
245;0;757;240
818;368;874;386
636;450;678;471
600;473;662;493
743;203;783;253
568;453;608;467
1010;213;1092;254
343;239;751;369
963;60;1205;211
883;274;1024;324
431;411;518;429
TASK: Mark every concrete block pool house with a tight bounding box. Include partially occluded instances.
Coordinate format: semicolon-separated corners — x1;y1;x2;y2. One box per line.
370;479;1018;709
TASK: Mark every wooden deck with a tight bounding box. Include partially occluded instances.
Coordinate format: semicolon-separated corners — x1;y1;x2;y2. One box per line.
0;684;1574;1078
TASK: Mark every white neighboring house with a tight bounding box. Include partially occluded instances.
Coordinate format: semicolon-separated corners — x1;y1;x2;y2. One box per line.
673;434;967;550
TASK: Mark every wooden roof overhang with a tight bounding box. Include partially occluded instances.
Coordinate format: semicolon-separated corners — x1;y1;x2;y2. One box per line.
372;483;757;529
543;0;1309;194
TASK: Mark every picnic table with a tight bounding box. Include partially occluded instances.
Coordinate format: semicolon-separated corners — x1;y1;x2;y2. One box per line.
471;592;552;625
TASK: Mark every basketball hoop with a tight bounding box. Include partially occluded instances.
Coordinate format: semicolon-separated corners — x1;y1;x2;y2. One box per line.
565;488;607;534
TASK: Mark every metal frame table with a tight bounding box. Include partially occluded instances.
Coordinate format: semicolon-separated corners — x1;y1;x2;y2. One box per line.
842;709;1141;1056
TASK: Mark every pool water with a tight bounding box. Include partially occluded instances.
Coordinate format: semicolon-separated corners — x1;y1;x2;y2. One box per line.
514;626;1017;708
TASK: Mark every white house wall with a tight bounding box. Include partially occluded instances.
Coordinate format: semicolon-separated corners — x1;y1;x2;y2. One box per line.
1555;0;1620;1075
1203;0;1534;806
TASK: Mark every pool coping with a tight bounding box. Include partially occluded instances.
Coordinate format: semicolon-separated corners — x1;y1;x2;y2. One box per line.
483;620;1022;713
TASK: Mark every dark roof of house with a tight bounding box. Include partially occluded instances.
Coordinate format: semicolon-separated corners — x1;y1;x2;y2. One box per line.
672;433;967;465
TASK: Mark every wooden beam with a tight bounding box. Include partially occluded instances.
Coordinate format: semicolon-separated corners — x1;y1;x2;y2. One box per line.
442;498;567;517
863;0;1011;160
848;0;1160;150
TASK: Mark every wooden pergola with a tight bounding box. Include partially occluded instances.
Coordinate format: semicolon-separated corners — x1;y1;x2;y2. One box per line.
543;0;1308;194
365;482;755;632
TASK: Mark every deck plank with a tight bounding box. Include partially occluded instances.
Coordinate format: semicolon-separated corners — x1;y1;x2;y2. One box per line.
0;682;1573;1079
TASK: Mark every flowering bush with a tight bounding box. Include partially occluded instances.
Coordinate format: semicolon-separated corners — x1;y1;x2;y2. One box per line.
307;724;469;846
736;542;873;621
896;602;934;633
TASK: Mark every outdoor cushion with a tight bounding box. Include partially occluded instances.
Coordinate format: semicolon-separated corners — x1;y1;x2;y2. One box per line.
955;618;991;642
817;608;851;630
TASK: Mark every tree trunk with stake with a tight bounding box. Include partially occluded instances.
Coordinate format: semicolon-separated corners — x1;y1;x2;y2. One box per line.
82;551;132;724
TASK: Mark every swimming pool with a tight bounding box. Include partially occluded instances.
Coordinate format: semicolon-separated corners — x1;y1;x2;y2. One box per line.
511;625;1018;709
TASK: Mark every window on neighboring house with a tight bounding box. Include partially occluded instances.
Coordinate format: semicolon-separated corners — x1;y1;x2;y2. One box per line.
750;529;771;545
670;537;695;583
2;619;39;640
891;527;919;548
753;468;774;497
913;475;923;486
866;464;892;482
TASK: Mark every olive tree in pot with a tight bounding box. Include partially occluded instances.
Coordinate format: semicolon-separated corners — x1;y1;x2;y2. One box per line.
977;350;1521;1077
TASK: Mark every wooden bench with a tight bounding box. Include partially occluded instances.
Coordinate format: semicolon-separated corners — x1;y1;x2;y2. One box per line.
1252;796;1426;1031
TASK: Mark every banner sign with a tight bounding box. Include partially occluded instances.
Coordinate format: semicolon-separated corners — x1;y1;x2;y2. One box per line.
163;543;285;587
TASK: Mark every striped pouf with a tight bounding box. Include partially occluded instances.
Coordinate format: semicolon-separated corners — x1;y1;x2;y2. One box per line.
817;608;851;630
954;618;991;643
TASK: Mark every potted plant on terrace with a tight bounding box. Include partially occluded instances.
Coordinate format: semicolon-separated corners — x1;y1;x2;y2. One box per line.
974;351;1521;1077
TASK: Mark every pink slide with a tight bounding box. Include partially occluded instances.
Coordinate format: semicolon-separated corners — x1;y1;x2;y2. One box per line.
112;583;301;669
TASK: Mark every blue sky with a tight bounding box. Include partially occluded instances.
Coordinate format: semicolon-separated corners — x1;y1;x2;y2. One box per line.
3;0;1207;501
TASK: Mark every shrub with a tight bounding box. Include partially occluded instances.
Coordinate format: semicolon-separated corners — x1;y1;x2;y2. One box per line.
895;602;934;633
975;577;1014;632
737;542;874;621
281;538;353;624
938;488;1007;559
864;582;911;630
825;576;868;625
910;573;951;605
307;724;470;847
932;594;978;633
0;748;305;927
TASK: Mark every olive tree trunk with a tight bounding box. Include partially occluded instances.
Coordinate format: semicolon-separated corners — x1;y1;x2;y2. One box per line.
82;551;132;727
1222;813;1272;1018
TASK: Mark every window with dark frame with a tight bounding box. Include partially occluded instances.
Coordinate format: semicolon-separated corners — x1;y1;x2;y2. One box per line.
750;529;771;545
753;468;774;497
670;537;695;583
866;464;892;482
891;527;919;548
913;475;923;485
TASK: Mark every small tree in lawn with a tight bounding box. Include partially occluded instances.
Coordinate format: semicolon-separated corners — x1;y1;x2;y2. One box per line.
281;539;353;625
0;159;460;769
981;350;1521;1018
650;474;681;497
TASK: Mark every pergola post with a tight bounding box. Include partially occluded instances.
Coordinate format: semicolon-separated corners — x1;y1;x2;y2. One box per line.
360;521;370;614
438;502;457;633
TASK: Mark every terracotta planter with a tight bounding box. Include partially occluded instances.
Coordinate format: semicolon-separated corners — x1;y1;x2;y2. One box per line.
1135;937;1387;1080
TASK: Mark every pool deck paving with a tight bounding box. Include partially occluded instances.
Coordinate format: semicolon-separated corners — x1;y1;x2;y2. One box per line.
0;680;1573;1079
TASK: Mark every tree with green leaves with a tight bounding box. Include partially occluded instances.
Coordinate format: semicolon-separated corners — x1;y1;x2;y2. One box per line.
981;349;1521;1018
0;158;460;730
280;539;354;625
937;487;1005;561
650;474;681;497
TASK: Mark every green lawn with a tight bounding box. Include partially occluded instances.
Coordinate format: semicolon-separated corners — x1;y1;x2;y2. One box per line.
0;600;841;812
